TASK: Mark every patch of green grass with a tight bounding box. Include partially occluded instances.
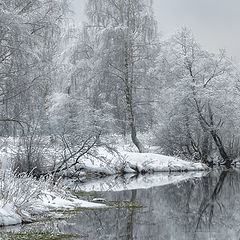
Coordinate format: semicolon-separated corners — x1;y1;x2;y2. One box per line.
93;200;143;209
71;190;99;198
40;215;69;222
0;230;82;240
51;199;143;215
72;190;143;209
51;206;107;216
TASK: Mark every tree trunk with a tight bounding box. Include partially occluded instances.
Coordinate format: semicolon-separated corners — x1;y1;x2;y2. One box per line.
201;132;210;164
207;103;231;167
196;101;231;167
124;43;145;153
210;130;232;168
125;86;145;153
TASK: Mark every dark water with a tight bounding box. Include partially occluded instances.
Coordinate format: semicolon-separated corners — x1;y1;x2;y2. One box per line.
3;170;240;240
58;170;240;240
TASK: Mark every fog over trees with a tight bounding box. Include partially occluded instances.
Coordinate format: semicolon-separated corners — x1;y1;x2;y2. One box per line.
0;0;240;176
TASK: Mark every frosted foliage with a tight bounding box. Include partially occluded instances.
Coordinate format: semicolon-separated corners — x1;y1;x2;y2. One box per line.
0;0;70;135
155;28;240;160
73;0;160;137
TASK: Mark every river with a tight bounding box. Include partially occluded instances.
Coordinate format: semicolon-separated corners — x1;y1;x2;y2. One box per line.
1;170;240;240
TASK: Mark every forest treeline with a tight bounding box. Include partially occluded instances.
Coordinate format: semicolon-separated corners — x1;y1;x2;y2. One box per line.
1;0;240;173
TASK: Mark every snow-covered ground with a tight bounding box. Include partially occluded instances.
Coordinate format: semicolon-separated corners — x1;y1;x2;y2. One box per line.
69;133;208;174
0;136;208;176
77;148;208;175
123;152;207;172
0;171;105;227
0;195;104;227
0;135;208;226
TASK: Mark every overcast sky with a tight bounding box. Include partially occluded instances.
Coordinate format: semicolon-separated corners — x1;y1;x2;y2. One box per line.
71;0;239;61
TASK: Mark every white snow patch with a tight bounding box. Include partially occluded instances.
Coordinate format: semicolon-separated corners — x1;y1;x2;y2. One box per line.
29;190;105;216
0;191;105;227
80;149;208;175
0;137;208;176
0;171;105;227
0;202;21;226
122;152;208;173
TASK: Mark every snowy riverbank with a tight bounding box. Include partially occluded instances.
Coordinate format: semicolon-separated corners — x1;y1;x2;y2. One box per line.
77;148;209;176
0;136;208;226
0;137;208;176
0;171;105;227
121;151;208;173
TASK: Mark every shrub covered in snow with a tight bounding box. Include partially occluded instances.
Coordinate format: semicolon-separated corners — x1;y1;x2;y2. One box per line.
0;170;104;226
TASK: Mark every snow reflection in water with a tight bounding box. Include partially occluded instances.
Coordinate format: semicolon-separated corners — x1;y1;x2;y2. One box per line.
57;170;240;240
74;171;207;192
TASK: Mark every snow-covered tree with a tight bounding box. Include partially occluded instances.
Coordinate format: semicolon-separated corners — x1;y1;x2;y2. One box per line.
71;0;160;152
156;28;240;166
0;0;70;135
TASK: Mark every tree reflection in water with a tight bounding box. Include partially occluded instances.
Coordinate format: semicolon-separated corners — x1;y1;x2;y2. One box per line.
56;170;240;240
194;171;228;238
194;170;240;240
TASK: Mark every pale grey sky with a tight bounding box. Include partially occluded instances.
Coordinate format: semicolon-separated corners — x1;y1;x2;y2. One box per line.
71;0;239;60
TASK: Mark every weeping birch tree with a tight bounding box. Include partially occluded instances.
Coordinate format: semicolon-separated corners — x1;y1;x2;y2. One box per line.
78;0;160;152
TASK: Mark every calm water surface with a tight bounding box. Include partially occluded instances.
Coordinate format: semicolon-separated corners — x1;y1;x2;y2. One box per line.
3;170;240;240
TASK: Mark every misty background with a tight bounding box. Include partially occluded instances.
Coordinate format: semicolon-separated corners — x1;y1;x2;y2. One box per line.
71;0;240;62
1;1;240;236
